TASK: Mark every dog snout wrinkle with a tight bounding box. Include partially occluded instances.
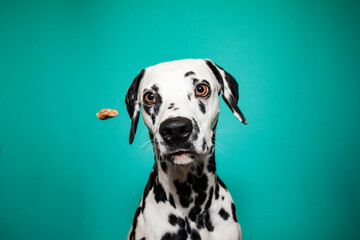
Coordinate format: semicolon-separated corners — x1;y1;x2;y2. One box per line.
159;117;193;144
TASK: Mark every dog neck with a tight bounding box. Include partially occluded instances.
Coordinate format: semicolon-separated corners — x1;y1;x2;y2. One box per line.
152;150;217;220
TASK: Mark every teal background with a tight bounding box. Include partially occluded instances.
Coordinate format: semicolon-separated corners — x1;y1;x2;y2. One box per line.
1;0;359;239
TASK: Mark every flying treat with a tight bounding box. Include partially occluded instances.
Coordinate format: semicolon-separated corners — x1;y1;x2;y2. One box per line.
96;108;118;120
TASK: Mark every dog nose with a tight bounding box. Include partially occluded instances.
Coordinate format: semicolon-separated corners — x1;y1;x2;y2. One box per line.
159;117;193;144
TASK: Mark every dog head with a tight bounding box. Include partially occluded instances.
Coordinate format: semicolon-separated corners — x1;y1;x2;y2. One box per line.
125;59;246;165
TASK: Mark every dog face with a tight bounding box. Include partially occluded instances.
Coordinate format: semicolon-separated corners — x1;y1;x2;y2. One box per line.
125;59;246;165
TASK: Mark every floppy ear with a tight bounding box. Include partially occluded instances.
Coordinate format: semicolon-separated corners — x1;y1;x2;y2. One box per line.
205;59;247;125
125;69;145;144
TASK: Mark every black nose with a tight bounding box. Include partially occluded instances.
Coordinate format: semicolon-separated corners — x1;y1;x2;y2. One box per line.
159;117;193;144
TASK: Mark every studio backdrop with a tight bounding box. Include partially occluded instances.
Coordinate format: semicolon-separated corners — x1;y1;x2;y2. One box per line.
0;0;359;240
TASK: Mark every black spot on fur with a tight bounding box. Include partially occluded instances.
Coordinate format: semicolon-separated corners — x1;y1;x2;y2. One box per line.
151;114;156;125
191;119;199;141
187;94;192;101
215;180;219;200
218;176;228;191
231;202;238;222
140;238;145;240
154;183;167;203
189;206;201;221
174;107;179;110
142;170;156;211
174;180;192;208
205;212;214;231
219;208;230;220
151;84;158;92
154;182;167;203
161;229;187;240
185;217;191;234
204;187;213;210
169;193;176;208
207;153;216;173
154;93;162;115
185;71;195;77
202;138;207;151
195;212;205;229
222;196;225;200
198;100;206;114
195;191;207;206
168;103;174;109
190;230;201;240
143;104;151;115
193;174;208;193
187;173;194;184
160;161;167;173
192;78;199;85
168;214;186;228
129;206;142;240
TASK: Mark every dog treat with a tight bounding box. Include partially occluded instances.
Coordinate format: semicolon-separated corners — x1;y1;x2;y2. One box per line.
96;108;118;120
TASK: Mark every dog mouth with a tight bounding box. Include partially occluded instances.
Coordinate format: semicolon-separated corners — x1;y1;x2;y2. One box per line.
166;150;197;165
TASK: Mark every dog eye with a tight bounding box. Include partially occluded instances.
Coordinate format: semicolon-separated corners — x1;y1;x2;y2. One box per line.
143;92;156;104
195;84;210;97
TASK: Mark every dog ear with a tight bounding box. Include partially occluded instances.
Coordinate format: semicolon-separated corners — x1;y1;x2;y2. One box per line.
125;69;145;144
205;59;247;125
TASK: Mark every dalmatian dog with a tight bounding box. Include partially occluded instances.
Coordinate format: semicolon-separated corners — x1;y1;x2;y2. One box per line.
125;59;247;240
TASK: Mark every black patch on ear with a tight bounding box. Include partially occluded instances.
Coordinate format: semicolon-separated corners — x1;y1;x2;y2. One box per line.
185;71;195;77
198;100;206;114
205;60;247;124
125;69;145;144
219;208;230;220
205;60;223;93
231;202;238;222
129;112;140;144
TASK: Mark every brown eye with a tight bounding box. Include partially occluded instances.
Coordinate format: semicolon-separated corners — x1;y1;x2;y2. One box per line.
143;92;156;104
195;84;210;97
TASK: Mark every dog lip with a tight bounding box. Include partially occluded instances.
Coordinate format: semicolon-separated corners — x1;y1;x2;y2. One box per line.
168;150;196;157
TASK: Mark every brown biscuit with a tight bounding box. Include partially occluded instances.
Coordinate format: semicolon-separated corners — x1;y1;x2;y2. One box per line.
96;108;118;120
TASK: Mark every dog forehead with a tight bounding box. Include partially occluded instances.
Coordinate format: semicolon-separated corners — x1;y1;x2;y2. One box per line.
139;59;217;90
